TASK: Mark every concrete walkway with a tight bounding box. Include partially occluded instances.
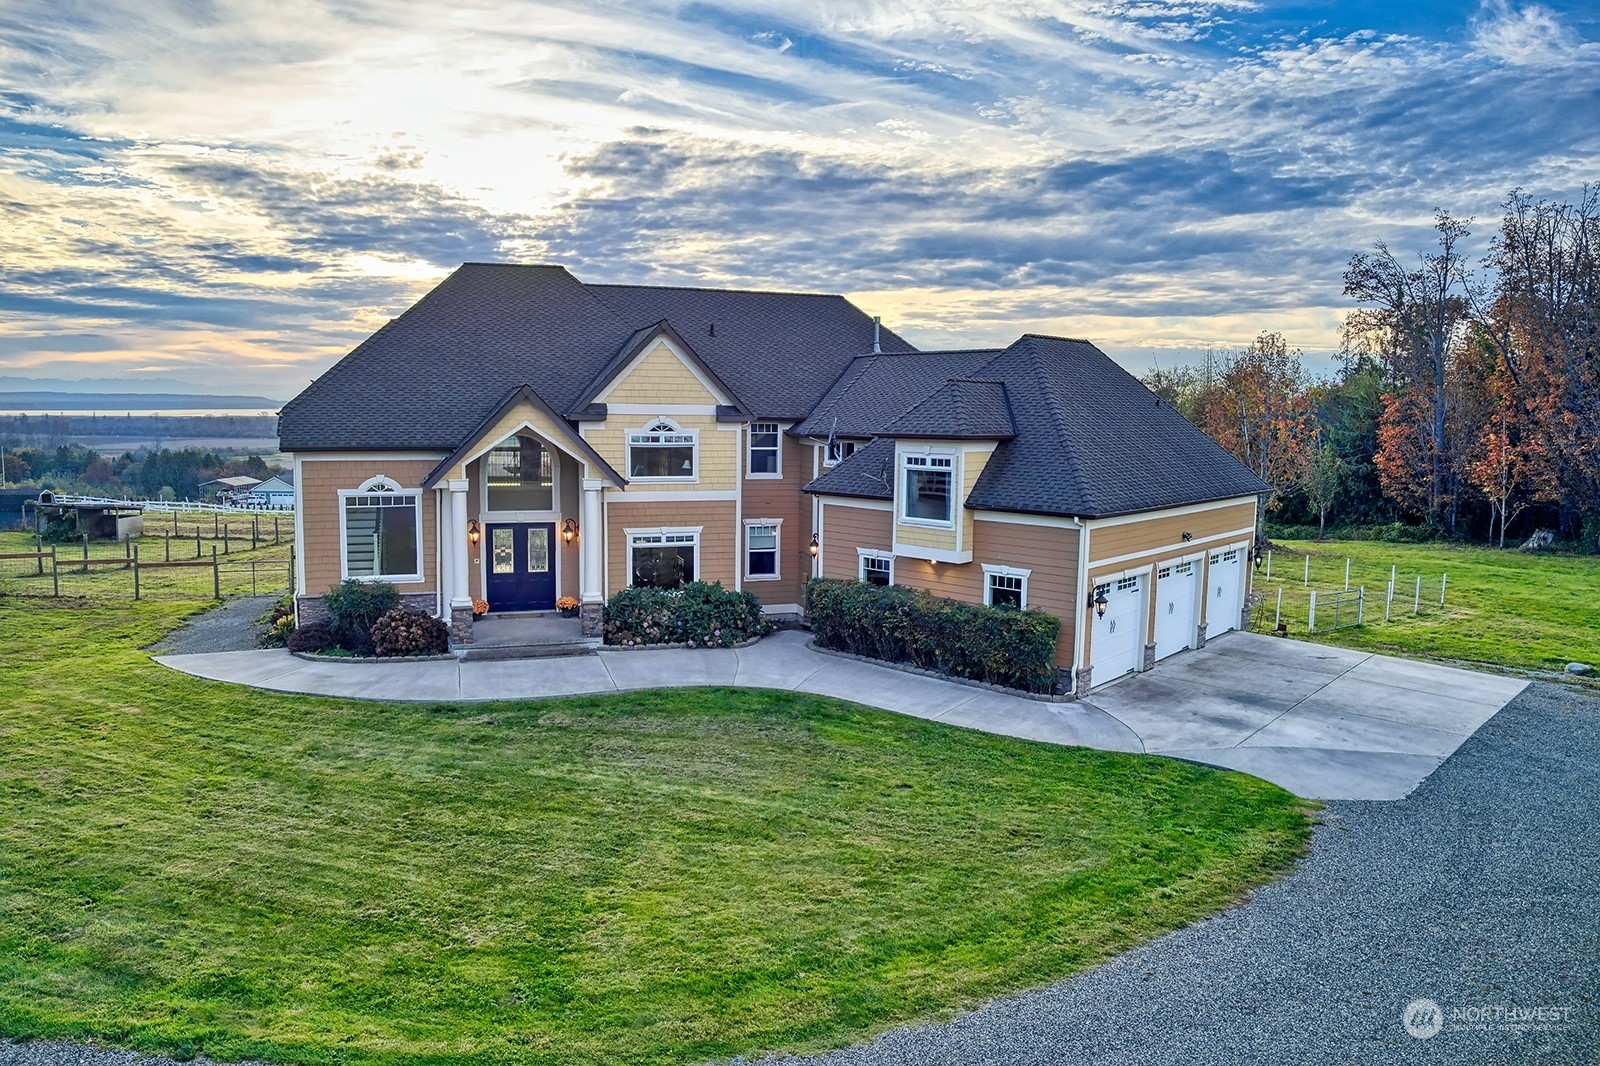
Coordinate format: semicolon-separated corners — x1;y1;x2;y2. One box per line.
154;630;1526;801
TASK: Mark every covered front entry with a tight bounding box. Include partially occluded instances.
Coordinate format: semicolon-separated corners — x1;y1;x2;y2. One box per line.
485;522;556;611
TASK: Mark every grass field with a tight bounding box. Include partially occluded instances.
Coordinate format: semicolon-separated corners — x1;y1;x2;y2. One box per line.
0;597;1314;1066
0;528;292;602
1254;539;1600;674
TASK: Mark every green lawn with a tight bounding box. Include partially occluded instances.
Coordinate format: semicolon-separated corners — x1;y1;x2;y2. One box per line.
0;598;1313;1066
1255;539;1600;673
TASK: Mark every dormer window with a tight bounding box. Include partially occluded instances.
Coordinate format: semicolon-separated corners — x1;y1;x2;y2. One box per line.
901;453;954;525
627;418;698;481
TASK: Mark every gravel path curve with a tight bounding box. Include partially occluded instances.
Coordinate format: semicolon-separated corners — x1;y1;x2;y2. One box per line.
146;593;280;655
768;681;1599;1066
3;684;1594;1066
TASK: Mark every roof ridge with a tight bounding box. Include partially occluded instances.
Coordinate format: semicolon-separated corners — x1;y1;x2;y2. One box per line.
1018;331;1095;344
989;337;1095;510
585;281;847;299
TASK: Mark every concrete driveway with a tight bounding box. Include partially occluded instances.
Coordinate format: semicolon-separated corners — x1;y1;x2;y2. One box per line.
154;629;1526;801
1082;631;1528;800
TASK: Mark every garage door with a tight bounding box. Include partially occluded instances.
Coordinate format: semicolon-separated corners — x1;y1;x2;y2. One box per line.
1091;574;1144;682
1153;560;1198;660
1208;548;1243;636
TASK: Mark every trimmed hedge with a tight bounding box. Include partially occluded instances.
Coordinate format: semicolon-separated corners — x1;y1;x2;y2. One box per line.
371;606;450;657
604;581;772;648
805;578;1061;694
322;579;399;656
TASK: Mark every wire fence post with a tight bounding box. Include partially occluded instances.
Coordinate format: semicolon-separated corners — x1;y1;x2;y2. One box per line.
251;558;257;596
34;533;42;575
50;546;58;597
124;536;132;569
1440;572;1447;605
1266;550;1272;579
1274;587;1283;628
223;522;230;555
1385;580;1393;622
1358;587;1365;625
1344;558;1351;590
82;533;89;573
133;542;141;600
165;530;171;562
212;546;220;600
1309;589;1318;632
252;516;259;551
274;516;280;545
1303;555;1310;587
195;527;202;558
1413;575;1421;613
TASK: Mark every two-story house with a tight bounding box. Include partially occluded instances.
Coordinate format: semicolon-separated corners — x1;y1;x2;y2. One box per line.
278;263;1268;695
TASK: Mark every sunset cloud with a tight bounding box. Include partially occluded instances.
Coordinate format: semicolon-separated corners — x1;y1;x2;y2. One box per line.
1;0;1595;393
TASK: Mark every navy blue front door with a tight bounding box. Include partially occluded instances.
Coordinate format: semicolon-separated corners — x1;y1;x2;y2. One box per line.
485;523;556;612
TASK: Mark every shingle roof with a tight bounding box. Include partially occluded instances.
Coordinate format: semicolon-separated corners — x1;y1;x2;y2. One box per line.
804;335;1270;518
585;283;915;421
791;350;1002;440
278;264;907;451
881;380;1015;440
802;436;896;501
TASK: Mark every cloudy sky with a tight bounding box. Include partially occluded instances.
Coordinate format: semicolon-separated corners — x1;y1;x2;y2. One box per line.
2;0;1596;397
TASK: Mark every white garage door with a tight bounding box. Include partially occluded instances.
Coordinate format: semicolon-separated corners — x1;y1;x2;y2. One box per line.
1208;548;1243;636
1091;574;1144;682
1153;561;1198;660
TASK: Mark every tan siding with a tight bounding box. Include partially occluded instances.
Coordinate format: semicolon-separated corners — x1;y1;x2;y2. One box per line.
817;500;892;580
601;342;722;405
436;399;597;484
1088;500;1256;563
605;500;738;594
299;458;439;597
743;431;809;606
973;520;1080;667
463;454;582;603
584;416;738;492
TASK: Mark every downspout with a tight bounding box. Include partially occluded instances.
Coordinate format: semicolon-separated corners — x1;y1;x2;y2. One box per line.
1070;516;1090;675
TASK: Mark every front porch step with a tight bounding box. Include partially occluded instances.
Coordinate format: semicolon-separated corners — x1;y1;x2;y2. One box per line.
458;640;600;662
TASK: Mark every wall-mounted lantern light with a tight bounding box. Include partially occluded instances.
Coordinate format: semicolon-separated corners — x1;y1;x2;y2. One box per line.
467;518;481;546
808;533;820;557
561;517;579;544
1092;588;1109;619
1253;543;1264;571
1181;530;1193;542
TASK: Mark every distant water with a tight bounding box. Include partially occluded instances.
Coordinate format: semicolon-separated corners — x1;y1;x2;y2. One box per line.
0;408;280;417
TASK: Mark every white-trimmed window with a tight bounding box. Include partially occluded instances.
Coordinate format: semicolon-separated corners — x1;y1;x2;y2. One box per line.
982;564;1030;608
745;520;780;579
627;418;698;481
339;475;422;582
748;422;781;477
901;453;954;524
824;439;859;467
858;549;894;586
628;528;699;588
485;433;554;512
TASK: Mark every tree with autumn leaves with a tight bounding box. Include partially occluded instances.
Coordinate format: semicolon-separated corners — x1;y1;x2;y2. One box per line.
1144;185;1598;549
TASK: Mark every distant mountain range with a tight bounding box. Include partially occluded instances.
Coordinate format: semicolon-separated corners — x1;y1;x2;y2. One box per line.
0;392;282;411
0;375;285;397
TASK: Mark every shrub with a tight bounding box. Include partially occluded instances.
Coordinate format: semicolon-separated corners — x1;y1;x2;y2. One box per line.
321;579;399;654
257;595;295;648
603;581;771;648
371;606;450;657
286;620;338;654
805;578;1062;694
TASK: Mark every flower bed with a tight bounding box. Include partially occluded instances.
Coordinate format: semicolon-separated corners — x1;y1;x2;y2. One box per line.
805;578;1061;694
603;582;771;648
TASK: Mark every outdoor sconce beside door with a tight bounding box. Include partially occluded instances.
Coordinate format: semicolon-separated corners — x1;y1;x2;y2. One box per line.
561;518;579;544
467;518;481;546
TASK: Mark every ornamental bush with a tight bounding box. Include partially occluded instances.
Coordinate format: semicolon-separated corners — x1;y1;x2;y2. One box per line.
805;578;1061;693
322;579;399;655
603;581;771;648
285;620;338;655
371;606;450;657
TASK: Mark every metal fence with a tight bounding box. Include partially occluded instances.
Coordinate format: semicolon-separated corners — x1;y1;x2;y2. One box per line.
0;533;292;602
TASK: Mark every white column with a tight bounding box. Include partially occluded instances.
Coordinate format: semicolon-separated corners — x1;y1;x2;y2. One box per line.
447;478;471;609
580;478;604;603
437;487;454;618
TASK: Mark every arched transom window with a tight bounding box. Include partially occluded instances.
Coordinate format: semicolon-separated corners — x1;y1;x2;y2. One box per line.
485;434;554;511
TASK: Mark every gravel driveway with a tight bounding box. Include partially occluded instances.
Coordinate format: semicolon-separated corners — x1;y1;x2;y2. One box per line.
772;681;1599;1066
146;593;280;655
3;683;1595;1066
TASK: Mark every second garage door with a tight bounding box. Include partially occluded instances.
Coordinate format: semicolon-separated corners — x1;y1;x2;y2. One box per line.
1091;573;1145;683
1153;560;1198;660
